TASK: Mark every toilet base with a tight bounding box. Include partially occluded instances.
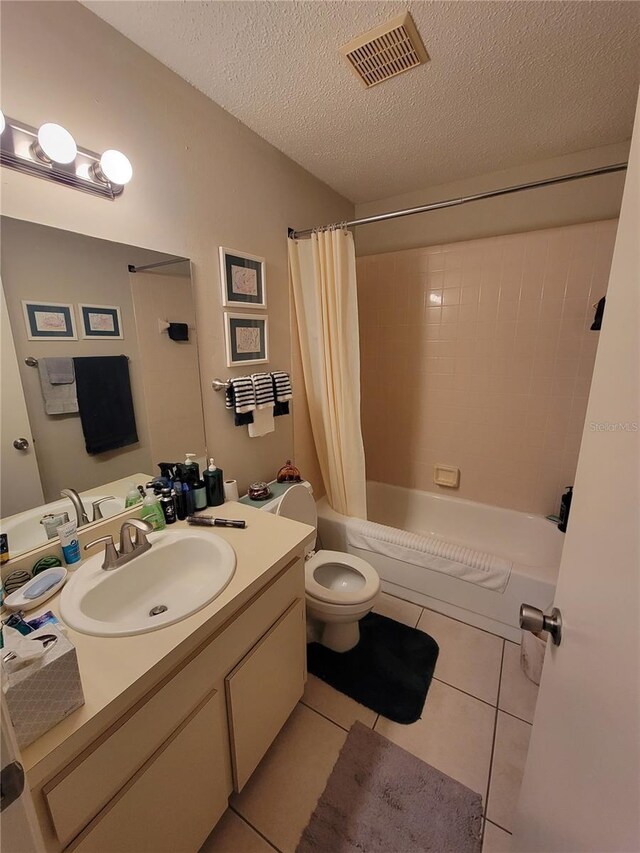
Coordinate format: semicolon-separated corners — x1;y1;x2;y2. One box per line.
321;619;360;653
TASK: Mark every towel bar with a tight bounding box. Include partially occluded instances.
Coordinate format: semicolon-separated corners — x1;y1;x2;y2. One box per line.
25;355;129;366
212;378;231;392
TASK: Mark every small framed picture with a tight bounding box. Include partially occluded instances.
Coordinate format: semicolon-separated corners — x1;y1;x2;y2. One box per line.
224;312;269;367
78;304;123;339
22;301;77;340
219;247;266;308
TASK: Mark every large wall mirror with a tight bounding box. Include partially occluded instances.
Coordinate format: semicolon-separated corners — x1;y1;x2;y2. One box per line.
1;216;207;559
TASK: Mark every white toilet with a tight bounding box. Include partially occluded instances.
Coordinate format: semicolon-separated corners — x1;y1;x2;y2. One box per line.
275;484;381;653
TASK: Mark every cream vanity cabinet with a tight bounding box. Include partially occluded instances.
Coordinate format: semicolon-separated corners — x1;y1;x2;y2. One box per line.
34;557;306;853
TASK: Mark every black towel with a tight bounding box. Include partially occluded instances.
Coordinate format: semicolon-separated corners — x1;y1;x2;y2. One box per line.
73;356;138;454
591;296;606;331
168;322;189;341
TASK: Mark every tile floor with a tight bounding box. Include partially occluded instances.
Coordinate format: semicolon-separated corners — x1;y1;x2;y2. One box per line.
201;593;539;853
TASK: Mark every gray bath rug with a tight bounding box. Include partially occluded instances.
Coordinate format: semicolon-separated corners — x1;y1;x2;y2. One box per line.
296;722;483;853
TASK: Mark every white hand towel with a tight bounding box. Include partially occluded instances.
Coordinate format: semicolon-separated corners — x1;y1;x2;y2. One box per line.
248;407;274;437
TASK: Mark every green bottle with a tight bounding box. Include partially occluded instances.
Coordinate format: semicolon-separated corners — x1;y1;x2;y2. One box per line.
124;482;143;508
141;488;166;531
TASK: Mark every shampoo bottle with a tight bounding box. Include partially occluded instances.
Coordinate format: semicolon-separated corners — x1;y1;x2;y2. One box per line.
204;459;225;507
141;488;166;531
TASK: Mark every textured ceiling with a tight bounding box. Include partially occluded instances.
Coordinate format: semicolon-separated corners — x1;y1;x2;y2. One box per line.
83;0;639;203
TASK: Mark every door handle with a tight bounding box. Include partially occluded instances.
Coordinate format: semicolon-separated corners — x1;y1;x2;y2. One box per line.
0;760;25;812
520;604;563;646
13;437;30;451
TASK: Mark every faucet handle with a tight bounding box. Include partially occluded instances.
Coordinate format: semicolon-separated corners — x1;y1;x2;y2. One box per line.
91;496;116;522
84;535;119;570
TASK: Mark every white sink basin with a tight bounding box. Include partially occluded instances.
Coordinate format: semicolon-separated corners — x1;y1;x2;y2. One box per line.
2;495;126;555
60;529;236;637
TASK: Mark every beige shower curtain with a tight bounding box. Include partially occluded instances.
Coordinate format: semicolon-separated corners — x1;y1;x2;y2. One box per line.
288;228;367;518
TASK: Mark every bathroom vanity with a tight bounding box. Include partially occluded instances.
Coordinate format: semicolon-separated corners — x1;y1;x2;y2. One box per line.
19;503;314;853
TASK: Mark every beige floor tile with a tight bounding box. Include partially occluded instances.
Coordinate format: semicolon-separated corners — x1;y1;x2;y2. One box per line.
373;591;423;626
487;711;532;832
231;703;346;852
498;642;539;724
374;678;495;797
483;820;512;853
199;809;275;853
302;673;377;730
417;609;504;705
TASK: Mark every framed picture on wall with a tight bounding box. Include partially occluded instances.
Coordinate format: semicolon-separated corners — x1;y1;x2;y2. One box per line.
22;301;77;340
78;304;123;339
224;312;269;367
219;247;266;309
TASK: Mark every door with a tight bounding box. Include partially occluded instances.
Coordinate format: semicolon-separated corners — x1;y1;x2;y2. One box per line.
1;697;45;853
512;96;640;851
0;280;43;516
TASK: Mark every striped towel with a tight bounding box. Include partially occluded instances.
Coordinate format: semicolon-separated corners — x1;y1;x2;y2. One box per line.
225;377;255;426
271;371;293;401
252;373;275;409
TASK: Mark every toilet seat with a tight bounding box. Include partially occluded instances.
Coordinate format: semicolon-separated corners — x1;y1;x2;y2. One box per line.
305;550;380;606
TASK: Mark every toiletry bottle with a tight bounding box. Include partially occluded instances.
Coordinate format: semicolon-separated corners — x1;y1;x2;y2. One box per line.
160;488;177;525
558;486;573;533
183;481;195;516
141;488;166;531
183;453;200;486
204;459;225;507
57;520;81;567
193;480;208;511
173;479;186;520
124;482;143;508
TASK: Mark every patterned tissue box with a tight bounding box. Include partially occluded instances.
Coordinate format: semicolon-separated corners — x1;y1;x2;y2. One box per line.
2;624;85;748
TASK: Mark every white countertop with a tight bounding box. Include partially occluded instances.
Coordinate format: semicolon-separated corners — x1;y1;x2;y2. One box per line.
20;501;314;786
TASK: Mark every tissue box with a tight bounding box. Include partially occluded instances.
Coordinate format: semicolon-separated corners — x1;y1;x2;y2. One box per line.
2;625;84;748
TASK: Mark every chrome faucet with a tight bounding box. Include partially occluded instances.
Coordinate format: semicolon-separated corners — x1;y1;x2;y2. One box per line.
61;489;89;527
84;519;154;571
61;489;116;526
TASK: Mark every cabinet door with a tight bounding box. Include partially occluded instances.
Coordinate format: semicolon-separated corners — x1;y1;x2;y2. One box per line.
225;598;305;791
68;690;229;853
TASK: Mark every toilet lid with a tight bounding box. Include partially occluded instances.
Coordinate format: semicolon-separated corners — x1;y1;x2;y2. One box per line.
305;550;380;605
276;484;317;550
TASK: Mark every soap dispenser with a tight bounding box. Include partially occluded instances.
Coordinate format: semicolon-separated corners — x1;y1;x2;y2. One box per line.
182;453;200;486
124;482;143;508
141;488;166;531
204;458;225;507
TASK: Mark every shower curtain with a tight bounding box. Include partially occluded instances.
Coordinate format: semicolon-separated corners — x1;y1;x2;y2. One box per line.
288;228;367;518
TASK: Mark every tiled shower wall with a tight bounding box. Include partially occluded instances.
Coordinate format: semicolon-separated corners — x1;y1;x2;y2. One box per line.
357;220;618;515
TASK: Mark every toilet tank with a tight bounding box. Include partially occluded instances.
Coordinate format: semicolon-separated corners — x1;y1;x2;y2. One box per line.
239;480;313;515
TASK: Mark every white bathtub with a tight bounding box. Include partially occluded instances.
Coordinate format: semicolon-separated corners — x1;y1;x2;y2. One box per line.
316;481;564;642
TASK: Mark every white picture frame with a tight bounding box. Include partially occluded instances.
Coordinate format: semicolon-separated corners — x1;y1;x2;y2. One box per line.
22;301;77;341
224;312;269;367
78;304;123;339
219;247;267;309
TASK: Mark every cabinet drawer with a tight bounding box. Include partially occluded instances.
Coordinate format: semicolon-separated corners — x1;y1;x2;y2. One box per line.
69;690;229;853
226;598;305;791
45;641;229;847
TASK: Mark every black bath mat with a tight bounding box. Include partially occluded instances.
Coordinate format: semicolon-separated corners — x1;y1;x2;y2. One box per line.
307;612;439;724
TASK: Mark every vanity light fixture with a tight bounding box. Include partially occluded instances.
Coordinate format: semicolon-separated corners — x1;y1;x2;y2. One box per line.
32;122;77;164
0;113;132;199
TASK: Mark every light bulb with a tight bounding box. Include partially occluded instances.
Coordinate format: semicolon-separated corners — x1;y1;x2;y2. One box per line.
36;123;77;164
99;149;132;185
0;111;5;134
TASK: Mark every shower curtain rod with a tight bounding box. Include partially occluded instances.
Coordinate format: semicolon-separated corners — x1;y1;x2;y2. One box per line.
128;257;188;273
290;162;628;239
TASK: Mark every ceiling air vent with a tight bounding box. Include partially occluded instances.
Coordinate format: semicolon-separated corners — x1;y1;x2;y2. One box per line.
339;12;429;89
